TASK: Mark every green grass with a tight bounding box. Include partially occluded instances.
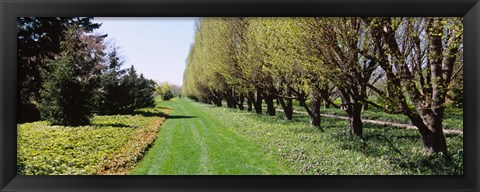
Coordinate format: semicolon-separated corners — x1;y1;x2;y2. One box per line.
194;100;463;175
17;97;462;175
17;103;169;175
130;98;293;175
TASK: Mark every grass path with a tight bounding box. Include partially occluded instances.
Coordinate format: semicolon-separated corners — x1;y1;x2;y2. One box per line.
130;98;293;175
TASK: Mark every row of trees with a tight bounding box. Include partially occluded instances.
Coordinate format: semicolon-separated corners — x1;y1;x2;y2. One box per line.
18;17;156;126
182;17;463;154
155;81;182;100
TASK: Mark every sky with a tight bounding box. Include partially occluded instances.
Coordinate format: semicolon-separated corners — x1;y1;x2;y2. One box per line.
93;17;196;86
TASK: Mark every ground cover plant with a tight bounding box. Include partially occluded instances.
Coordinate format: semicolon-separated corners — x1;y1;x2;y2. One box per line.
17;102;170;175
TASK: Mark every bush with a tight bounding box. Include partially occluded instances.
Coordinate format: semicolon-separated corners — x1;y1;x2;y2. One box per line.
163;90;174;101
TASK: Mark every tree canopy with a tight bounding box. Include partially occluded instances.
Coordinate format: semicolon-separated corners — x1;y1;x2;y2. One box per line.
183;17;463;154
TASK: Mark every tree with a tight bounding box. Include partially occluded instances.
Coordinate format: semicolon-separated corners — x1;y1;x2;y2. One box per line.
120;65;139;114
17;17;101;123
161;82;171;96
168;84;182;97
96;46;129;115
135;74;156;108
163;90;174;101
301;17;378;136
360;17;463;153
39;27;102;126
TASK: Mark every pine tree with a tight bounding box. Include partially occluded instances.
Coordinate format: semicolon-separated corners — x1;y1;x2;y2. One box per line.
39;27;99;126
119;65;139;114
96;47;128;115
17;17;101;123
135;74;156;108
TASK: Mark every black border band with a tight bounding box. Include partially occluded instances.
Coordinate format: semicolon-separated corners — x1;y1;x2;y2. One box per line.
1;0;479;191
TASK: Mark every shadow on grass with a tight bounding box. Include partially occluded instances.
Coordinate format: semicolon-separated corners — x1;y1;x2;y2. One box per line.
167;115;197;119
94;123;133;128
134;111;168;117
155;106;172;110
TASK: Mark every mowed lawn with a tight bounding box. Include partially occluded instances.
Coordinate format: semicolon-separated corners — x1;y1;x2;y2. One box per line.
139;98;462;175
195;101;463;175
130;98;293;175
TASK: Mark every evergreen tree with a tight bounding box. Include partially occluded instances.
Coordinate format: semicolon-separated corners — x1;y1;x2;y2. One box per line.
17;17;101;123
96;47;129;115
39;27;100;126
135;74;156;108
120;65;139;114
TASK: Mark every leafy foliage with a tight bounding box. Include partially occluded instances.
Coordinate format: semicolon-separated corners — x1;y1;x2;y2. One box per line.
183;17;463;154
17;104;171;175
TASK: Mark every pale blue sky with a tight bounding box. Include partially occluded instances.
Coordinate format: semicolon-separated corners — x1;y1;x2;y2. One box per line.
93;17;196;86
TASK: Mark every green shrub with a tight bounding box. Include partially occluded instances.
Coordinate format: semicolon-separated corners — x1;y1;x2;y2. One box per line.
163;90;174;101
17;106;170;175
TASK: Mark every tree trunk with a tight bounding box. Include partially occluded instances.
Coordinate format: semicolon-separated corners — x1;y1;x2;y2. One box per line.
363;103;368;111
323;101;330;108
265;95;276;116
422;129;448;154
226;96;237;109
237;94;245;110
278;97;293;120
350;103;363;136
409;113;448;153
246;93;253;112
253;89;263;114
214;98;222;107
345;102;363;137
309;97;321;127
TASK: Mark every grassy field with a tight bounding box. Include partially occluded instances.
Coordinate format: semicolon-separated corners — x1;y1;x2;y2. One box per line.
130;99;292;175
17;98;463;175
17;101;170;175
193;99;463;175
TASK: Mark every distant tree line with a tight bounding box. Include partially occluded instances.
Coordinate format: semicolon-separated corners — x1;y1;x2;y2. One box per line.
154;81;182;101
182;17;463;154
18;17;156;126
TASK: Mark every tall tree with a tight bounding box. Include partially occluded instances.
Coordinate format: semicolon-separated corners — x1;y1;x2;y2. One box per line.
135;74;156;108
302;17;378;136
39;27;102;126
120;65;139;114
17;17;101;123
96;46;129;115
361;17;463;153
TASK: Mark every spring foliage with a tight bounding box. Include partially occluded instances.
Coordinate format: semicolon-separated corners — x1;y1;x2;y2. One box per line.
183;17;463;154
